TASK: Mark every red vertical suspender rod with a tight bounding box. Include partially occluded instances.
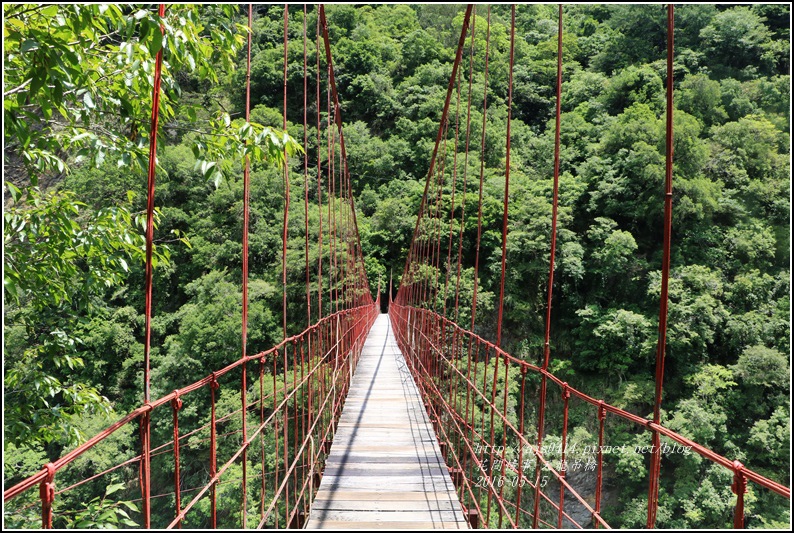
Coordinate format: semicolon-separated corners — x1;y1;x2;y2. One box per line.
395;5;473;304
240;4;253;528
495;7;516;527
441;63;463;318
533;5;563;527
469;6;491;334
141;5;166;529
304;5;311;327
282;5;290;339
647;5;675;528
318;5;374;308
316;13;324;321
454;8;477;325
496;4;516;348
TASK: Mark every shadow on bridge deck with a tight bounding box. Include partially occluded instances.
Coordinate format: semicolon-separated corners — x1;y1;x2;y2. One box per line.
306;313;469;530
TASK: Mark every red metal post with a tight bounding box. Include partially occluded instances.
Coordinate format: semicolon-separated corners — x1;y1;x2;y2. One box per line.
39;463;55;529
595;401;606;528
259;356;266;521
732;461;747;529
515;367;528;526
171;393;183;528
497;357;511;528
273;350;280;529
210;375;219;528
559;382;570;528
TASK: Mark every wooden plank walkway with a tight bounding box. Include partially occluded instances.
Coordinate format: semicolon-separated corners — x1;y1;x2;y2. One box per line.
306;313;469;530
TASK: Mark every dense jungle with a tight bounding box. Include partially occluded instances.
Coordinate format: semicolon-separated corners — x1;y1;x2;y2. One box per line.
3;4;790;529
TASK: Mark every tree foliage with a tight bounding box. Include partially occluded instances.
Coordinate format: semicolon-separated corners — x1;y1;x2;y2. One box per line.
3;3;790;529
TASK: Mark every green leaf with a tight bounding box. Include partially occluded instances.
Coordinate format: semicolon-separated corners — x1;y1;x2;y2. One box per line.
105;482;126;496
29;72;44;96
20;39;39;53
119;501;139;512
52;79;63;104
148;27;163;57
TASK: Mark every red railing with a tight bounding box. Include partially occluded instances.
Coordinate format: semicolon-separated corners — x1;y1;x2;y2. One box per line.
4;302;379;528
5;4;382;528
389;303;790;529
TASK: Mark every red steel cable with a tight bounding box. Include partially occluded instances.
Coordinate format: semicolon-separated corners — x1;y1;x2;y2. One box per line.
329;102;337;314
533;5;563;526
495;4;516;348
316;15;324;322
424;141;445;312
469;6;491;335
140;5;165;528
453;8;477;325
647;5;675;528
142;3;166;405
515;367;528;526
240;5;253;526
319;6;373;310
442;64;464;318
395;5;473;304
325;61;336;315
303;4;311;327
336;147;346;310
282;5;290;339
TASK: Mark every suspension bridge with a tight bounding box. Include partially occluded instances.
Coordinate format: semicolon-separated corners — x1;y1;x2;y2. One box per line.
3;4;790;530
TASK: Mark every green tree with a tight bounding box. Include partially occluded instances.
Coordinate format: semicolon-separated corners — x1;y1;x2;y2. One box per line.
676;74;728;127
699;7;772;78
3;186;161;447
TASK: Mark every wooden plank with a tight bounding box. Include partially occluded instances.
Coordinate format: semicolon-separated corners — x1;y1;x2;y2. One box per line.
310;510;466;522
306;314;468;530
311;500;463;511
307;521;469;530
315;481;456;491
325;459;447;467
313;490;460;502
320;470;453;479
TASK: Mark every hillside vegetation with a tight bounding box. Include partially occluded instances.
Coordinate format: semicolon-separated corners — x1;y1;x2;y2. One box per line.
4;4;790;528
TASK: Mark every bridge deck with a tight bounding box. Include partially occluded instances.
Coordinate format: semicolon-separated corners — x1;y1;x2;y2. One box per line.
306;313;469;530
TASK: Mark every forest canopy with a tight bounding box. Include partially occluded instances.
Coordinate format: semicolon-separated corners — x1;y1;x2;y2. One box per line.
3;3;790;529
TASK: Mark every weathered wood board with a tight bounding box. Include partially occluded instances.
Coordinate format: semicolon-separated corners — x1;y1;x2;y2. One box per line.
306;314;469;530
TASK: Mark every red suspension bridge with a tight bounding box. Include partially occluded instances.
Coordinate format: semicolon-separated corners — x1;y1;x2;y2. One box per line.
4;4;790;529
